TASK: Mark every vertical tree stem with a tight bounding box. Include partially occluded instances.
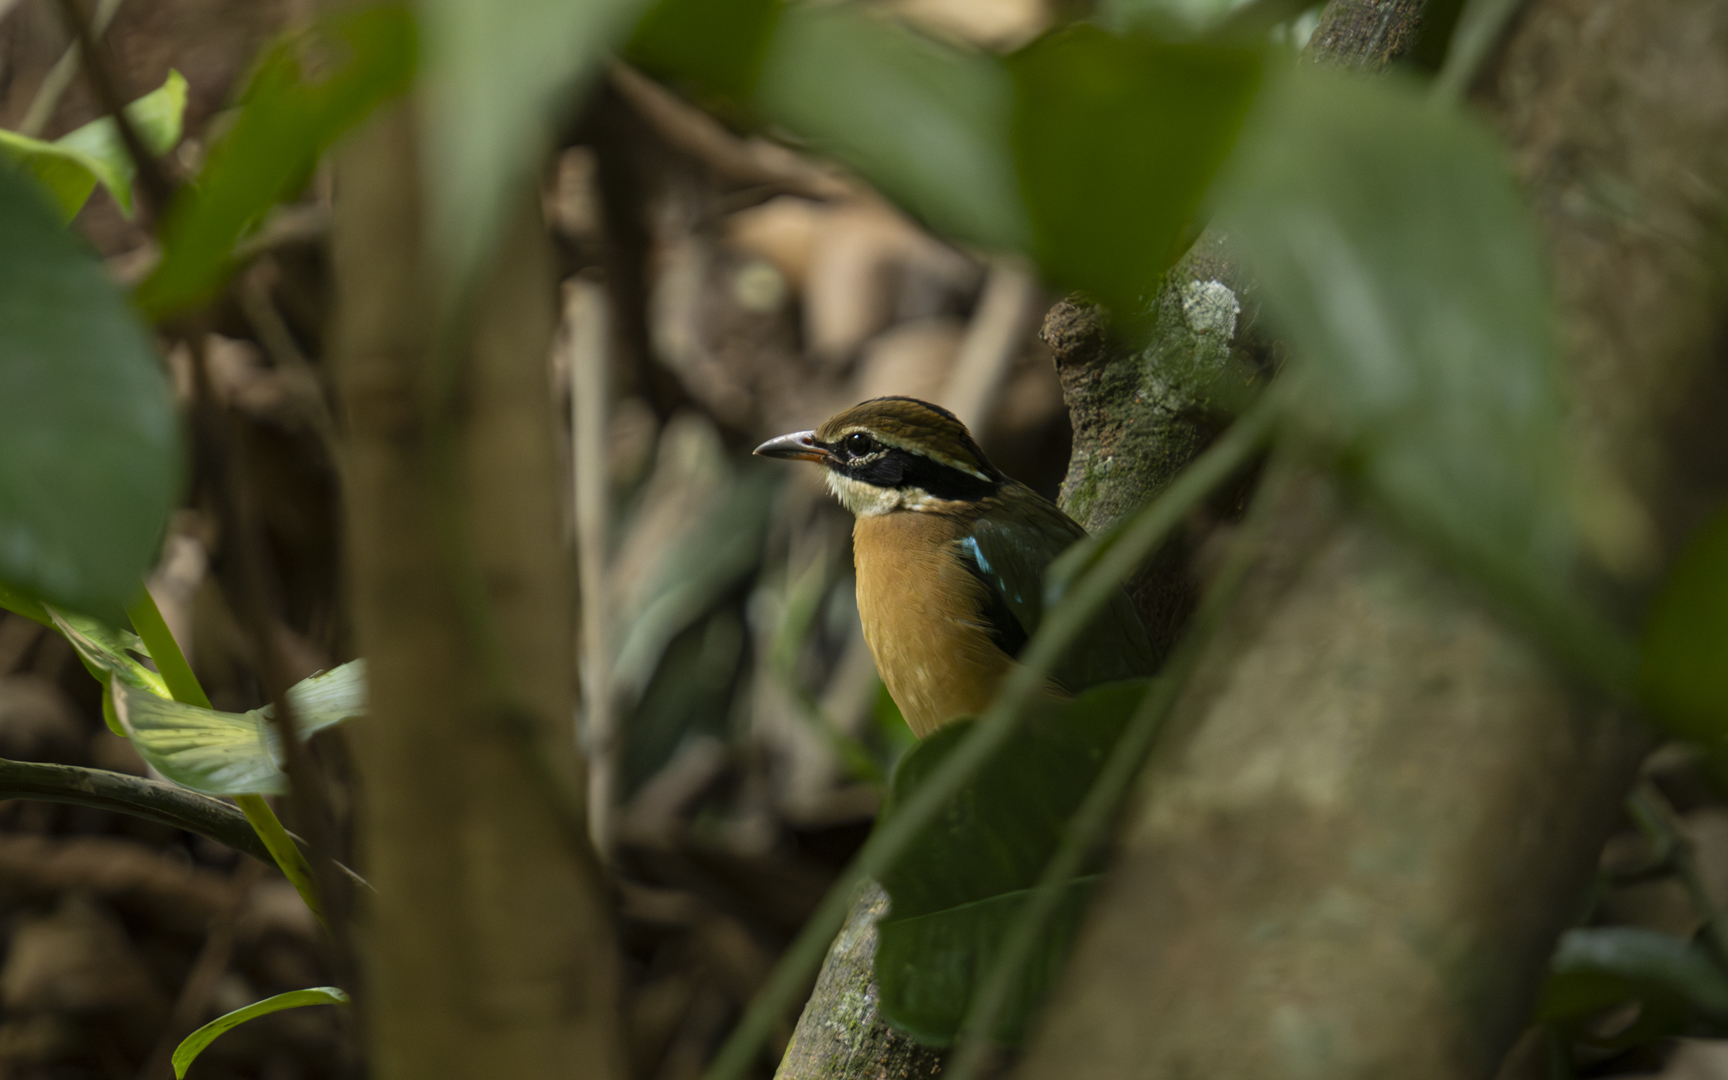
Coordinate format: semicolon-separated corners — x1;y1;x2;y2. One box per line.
331;100;625;1080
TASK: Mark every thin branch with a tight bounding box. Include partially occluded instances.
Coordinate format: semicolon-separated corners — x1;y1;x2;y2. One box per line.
50;0;173;217
1431;0;1527;102
568;278;617;854
237;260;348;487
700;390;1283;1080
19;0;124;137
0;757;274;863
942;256;1041;442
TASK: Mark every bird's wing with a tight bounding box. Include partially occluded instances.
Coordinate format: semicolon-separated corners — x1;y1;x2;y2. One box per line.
959;487;1157;693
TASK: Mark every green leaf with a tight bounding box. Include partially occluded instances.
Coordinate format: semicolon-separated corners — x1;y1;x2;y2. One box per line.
0;165;179;619
418;0;647;296
873;680;1150;1044
627;0;780;101
138;6;416;318
1539;928;1728;1049
173;986;349;1078
46;605;169;699
754;5;1029;250
1641;504;1728;741
1008;26;1261;324
0;71;187;220
876;877;1098;1046
112;660;368;795
0;581;51;626
1218;68;1574;594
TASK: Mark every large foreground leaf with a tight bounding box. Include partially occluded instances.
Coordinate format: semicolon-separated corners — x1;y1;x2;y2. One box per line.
138;6;416;317
1009;26;1261;323
873;680;1150;1044
0;165;178;619
418;0;647;294
877;877;1098;1046
1641;504;1728;742
0;71;187;220
754;5;1028;251
628;0;780;101
113;661;368;795
1540;927;1728;1049
1220;69;1574;595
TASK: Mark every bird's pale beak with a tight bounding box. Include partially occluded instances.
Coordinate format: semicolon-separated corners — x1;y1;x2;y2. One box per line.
753;430;830;463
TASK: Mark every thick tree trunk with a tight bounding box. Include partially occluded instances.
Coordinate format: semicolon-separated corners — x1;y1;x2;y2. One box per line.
330;104;627;1080
1014;0;1728;1077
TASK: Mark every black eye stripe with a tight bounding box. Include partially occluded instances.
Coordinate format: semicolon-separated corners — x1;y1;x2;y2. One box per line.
837;447;997;502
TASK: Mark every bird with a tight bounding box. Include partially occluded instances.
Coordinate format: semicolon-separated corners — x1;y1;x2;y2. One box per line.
754;396;1155;738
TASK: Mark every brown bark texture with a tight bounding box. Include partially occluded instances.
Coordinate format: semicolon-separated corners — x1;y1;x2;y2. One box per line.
330;104;627;1080
1013;0;1728;1078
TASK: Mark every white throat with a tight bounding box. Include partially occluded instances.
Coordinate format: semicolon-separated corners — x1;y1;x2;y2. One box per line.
825;471;938;516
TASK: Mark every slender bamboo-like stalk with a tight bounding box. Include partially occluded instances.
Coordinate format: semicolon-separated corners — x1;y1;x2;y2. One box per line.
567;279;616;853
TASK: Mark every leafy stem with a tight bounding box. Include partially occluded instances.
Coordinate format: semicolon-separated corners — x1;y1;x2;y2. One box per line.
126;588;327;925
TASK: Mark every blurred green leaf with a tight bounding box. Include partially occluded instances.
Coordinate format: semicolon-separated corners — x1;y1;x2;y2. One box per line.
614;468;777;702
755;5;1029;250
1219;69;1574;595
1540;927;1728;1049
877;877;1098;1046
628;0;779;101
0;70;187;220
173;986;349;1078
0;165;179;620
138;6;416;318
1009;27;1260;324
0;581;52;626
1098;0;1240;33
419;0;647;296
1641;505;1728;741
873;680;1149;1044
113;660;367;795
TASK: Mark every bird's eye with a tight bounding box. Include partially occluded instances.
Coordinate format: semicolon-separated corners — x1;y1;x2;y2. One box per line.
844;432;875;457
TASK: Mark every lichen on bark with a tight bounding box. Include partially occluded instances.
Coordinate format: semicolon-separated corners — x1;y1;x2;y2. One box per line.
1045;230;1276;655
774;881;945;1080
